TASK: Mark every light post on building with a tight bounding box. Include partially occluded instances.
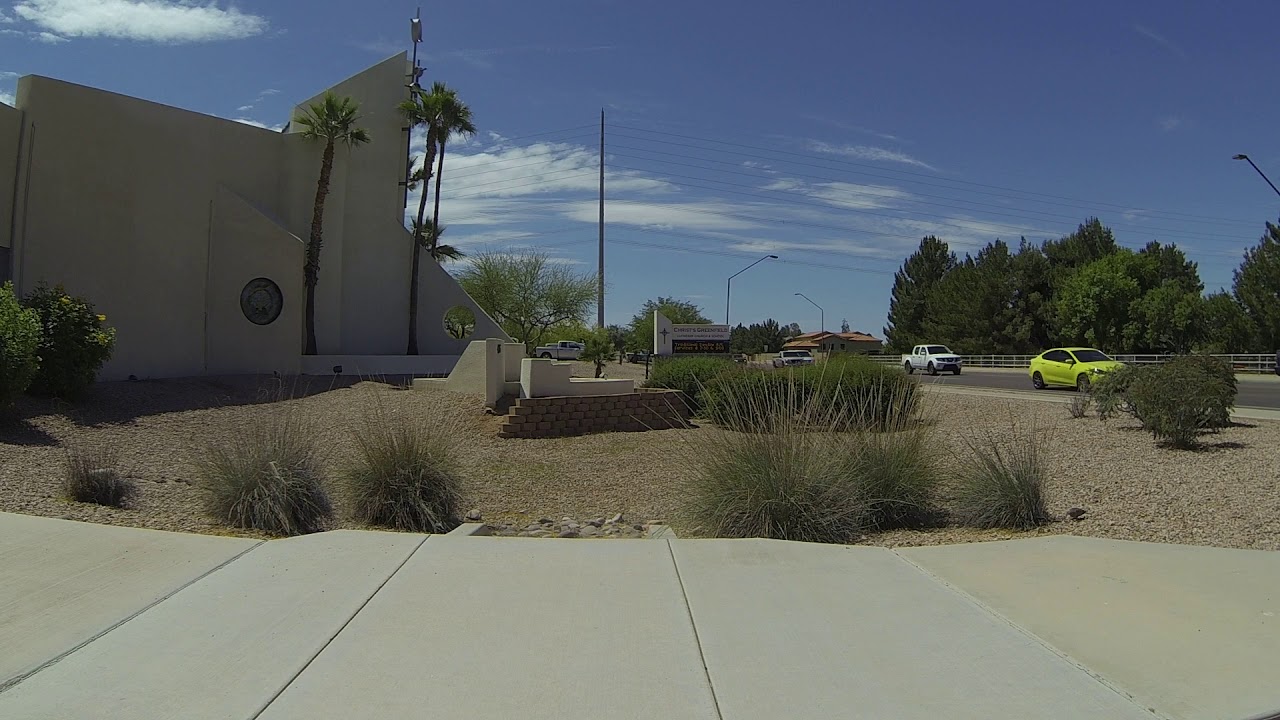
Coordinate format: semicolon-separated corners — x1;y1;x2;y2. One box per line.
725;254;778;326
794;292;824;332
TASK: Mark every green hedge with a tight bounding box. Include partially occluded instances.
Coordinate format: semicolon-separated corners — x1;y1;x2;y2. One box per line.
0;282;41;411
703;355;917;431
644;356;738;414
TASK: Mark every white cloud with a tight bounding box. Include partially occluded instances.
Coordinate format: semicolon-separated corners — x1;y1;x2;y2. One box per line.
763;178;912;211
258;88;279;97
12;0;269;43
1158;115;1183;132
232;117;285;132
0;90;14;106
1;71;21;79
0;9;12;22
237;104;254;112
561;200;761;231
1134;25;1185;58
807;140;935;170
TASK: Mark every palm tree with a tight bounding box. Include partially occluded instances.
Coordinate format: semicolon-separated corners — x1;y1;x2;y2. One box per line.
400;83;448;354
295;92;370;355
429;89;476;261
411;219;465;262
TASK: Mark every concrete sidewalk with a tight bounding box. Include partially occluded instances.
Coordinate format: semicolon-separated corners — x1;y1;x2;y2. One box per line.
1;512;1276;719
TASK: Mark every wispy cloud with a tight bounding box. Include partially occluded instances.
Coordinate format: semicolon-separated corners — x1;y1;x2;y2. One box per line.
1134;25;1186;58
11;0;269;43
352;38;405;56
802;115;904;143
232;117;286;132
807;140;935;170
562;200;760;231
0;90;14;106
1158;115;1183;132
0;10;13;23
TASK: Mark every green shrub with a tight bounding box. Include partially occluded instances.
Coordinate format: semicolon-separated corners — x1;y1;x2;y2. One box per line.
1126;357;1235;449
1091;364;1143;422
0;282;41;411
953;428;1049;529
645;355;737;414
197;409;333;535
62;446;136;507
703;358;917;432
683;377;938;541
22;283;116;400
1094;356;1235;447
344;419;463;533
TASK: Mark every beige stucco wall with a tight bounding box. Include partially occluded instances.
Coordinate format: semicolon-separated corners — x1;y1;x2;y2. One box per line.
12;75;289;379
206;186;303;375
2;54;510;381
0;101;21;256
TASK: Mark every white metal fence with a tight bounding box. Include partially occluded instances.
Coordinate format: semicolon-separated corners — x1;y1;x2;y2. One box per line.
866;353;1278;374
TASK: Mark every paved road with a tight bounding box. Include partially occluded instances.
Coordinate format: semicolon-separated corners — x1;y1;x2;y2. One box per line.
915;368;1280;409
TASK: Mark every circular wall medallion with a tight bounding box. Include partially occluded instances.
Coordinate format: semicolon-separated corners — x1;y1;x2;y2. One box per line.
240;277;283;326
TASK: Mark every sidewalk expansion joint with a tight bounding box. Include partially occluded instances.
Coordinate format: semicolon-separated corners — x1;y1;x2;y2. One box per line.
247;533;432;720
889;549;1173;720
666;540;725;720
0;539;267;695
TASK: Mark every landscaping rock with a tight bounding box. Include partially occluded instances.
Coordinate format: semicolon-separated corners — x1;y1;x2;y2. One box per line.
608;513;623;524
558;529;579;538
465;508;482;521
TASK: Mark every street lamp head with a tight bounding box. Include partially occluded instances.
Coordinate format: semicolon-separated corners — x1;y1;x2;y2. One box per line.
793;292;802;296
768;254;779;259
1233;154;1249;161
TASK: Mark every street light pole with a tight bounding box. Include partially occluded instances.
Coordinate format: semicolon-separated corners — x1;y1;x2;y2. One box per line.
1233;154;1280;198
726;254;778;326
794;292;824;332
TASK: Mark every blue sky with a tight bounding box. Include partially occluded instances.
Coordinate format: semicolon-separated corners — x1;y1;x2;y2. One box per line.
3;0;1279;336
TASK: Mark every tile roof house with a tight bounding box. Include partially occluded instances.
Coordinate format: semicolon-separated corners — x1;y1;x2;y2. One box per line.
783;331;884;354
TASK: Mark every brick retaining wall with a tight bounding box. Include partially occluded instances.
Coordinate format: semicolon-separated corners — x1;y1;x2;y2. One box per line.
498;389;692;439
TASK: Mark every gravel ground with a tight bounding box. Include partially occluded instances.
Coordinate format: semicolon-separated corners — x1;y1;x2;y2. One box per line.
2;377;1277;549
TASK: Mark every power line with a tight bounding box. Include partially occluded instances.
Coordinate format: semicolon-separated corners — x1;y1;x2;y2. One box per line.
603;196;1248;261
606;147;1259;243
610;123;1264;226
607;159;1253;248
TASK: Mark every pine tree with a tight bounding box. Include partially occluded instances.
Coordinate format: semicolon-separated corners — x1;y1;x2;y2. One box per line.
884;236;956;353
1233;220;1280;351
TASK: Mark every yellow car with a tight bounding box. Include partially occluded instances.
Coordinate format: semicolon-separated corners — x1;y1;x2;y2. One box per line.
1029;347;1123;392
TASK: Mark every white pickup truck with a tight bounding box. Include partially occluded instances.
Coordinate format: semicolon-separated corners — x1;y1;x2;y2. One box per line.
901;344;963;375
772;349;816;368
535;340;584;360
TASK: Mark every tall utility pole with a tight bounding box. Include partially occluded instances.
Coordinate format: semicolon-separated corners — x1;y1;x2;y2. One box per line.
597;109;605;328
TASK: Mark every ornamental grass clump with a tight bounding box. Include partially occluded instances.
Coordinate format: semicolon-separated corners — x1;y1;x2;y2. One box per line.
343;410;464;533
197;407;332;536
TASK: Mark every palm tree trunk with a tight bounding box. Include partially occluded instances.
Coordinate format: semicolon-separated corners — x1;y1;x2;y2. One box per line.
407;135;438;355
431;137;447;243
304;140;335;356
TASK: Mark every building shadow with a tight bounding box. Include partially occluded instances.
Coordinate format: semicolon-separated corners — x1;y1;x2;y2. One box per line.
3;373;407;430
